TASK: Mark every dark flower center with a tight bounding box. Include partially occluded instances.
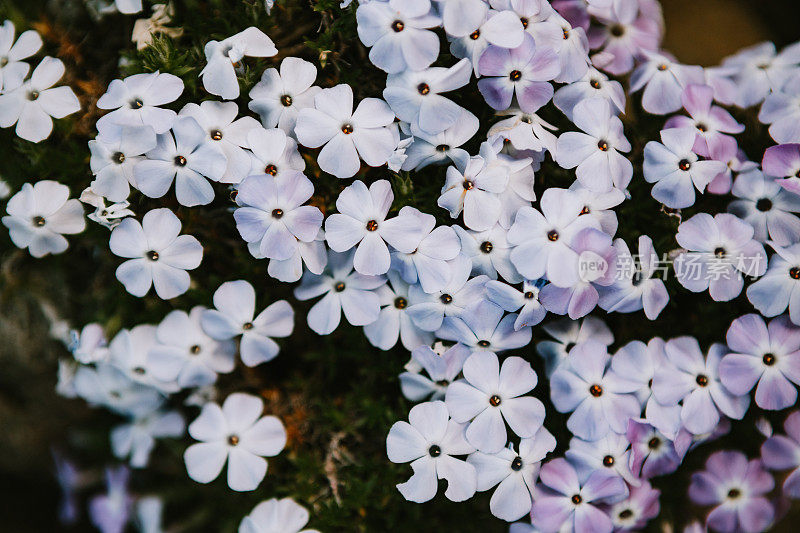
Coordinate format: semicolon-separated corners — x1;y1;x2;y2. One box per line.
763;353;776;366
695;374;709;387
603;455;615;467
597;139;609;151
562;27;569;39
242;322;254;330
580;205;591;215
477;340;491;348
428;445;441;457
547;230;559;242
394;297;408;309
511;456;524;471
133;366;146;375
113;152;126;164
520;17;529;28
440;294;453;304
280;94;293;107
489;394;501;406
469;30;480;40
657;64;668;71
713;247;726;258
648;437;661;449
436;144;450;152
695;122;707;132
571;494;582;504
174;155;187;167
129;98;144;109
334;282;346;292
417;83;430;95
790;267;800;280
727;488;741;499
32;216;46;227
265;164;278;176
391;20;405;32
463;180;475;190
590;384;603;397
228;435;240;446
480;241;493;253
210;129;223;141
524;291;535;299
566;342;576;352
590;79;602;89
366;220;379;231
341;123;354;134
619;509;634;520
678;159;691;171
509;70;522;82
190;345;201;355
146;250;159;261
272;208;284;219
609;24;625;37
756;198;773;211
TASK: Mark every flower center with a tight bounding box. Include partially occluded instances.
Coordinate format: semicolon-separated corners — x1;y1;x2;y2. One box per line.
511;456;524;471
341;123;354;135
603;455;615;467
174;155;187;167
477;340;491;348
696;122;707;132
571;494;582;505
619;509;634;520
27;90;39;101
210;129;223;141
428;444;441;457
190;344;201;355
647;437;661;449
480;241;493;253
366;220;379;231
547;230;559;242
790;267;800;280
417;83;430;95
272;208;284;219
566;342;576;352
678;159;691;171
243;322;254;330
562;27;569;39
32;216;46;227
436;144;450;152
146;250;159;261
133;366;146;375
727;488;741;499
439;294;453;304
265;164;278;176
520;17;529;28
228;435;240;446
609;24;625;37
590;79;601;89
0;57;7;67
762;353;776;366
391;20;405;32
394;297;408;309
589;384;603;397
280;94;293;107
129;98;144;109
489;394;501;406
756;198;773;211
580;205;591;215
657;64;668;71
524;291;535;299
695;374;709;387
111;151;126;164
462;180;475;190
469;30;480;40
597;139;609;151
713;247;726;259
334;281;346;292
509;70;522;82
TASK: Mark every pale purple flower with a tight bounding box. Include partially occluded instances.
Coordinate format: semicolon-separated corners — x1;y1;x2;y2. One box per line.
759;72;800;144
455;223;521;282
531;458;627;533
406;255;488;331
246;127;305;179
239;498;319;533
390;206;461;293
386;400;477;503
535;316;613;376
707;135;754;195
507;187;600;286
531;13;591;83
568;181;625;235
719;314;800;411
0;21;42;92
445;351;545;453
673;212;767;301
89;466;132;533
200;27;277;100
108;325;178;393
0;56;80;143
630;53;704;115
728;168;800;246
438;155;509;231
485;279;546;330
184;393;286;492
652;337;750;435
295;84;396;178
607;480;661;531
179;101;261;182
134;116;227;207
722;41;800;108
688;451;775;533
664;84;744;157
468;427;557;521
437;300;532;355
550;340;640;440
200;280;294;367
399;343;471;402
487;108;557;156
383;59;472;135
761;411;800;498
97;71;184;134
2;180;85;258
762;144;800;196
587;7;660;76
626;419;684;479
325;179;422;275
643;127;726;208
401;108;478;170
356;1;441;74
565;432;637;485
111;409;184;468
364;270;434;351
553;67;626;120
493;153;538;228
109;208;202;299
293;249;386;335
478;34;559;112
257;229;328;284
248;57;321;134
438;0;491;38
234;172;323;261
598;235;669;319
89;124;157;202
747;243;800;324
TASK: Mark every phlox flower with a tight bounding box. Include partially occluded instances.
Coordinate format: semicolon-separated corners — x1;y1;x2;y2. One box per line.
293;250;386;335
0;56;80;142
706;135;754;195
399;343;471;402
89;466;132;533
108;325;178;393
200;27;277;100
325;179;421;275
607;481;661;531
97;71;184;134
134;116;227;206
184;393;286;492
438;154;509;231
246;127;305;179
250;229;328;284
761;411;800;498
239;498;319;533
626;419;683;479
383;58;472;135
664;84;744;157
727;168;800;246
445;351;545;453
109;208;202;299
759;72;800;144
762;143;800;196
455;223;521;282
2;180;85;258
437;300;532;355
179;101;261;182
747;243;800;324
550;340;640;440
438;0;491;38
364;270;434;351
70;323;109;364
295;84;396;178
643;127;726;208
447;7;528;76
148;306;236;388
651;337;749;435
89;124;157;202
535;316;613;376
111;409;184;468
719;314;800;411
487;108;557;156
553;67;626;121
629;52;704;115
386;400;477;503
72;362;164;417
673;212;767;301
688;451;775;533
234;172;323;261
0;20;42;91
531;458;627;533
568;181;625;235
586;7;661;76
468;427;557;521
565;432;637;485
200;280;294;367
249;57;321;134
486;279;546;330
722;41;800;108
401;108;478;170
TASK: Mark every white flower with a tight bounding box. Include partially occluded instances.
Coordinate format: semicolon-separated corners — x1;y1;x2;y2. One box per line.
239;498;319;533
201;280;294;367
295;84;397;178
0;56;80;142
80;188;135;229
467;427;556;521
201;27;278;100
386;400;477;503
293;249;386;335
72;362;164;417
108;324;179;393
89;124;157;202
234;171;323;261
70;323;110;364
148;306;236;388
249;228;328;284
454;223;521;282
249;57;321;134
111;409;185;468
179;101;261;183
134;116;227;206
109;207;203;299
246;127;305;179
485;279;547;330
325;179;422;275
2;180;85;257
401;108;478;170
184;393;286;492
131;3;183;50
364;270;434;351
438;155;509;231
0;20;42;91
445;351;546;453
97;71;184;134
400;343;471;402
115;0;143;14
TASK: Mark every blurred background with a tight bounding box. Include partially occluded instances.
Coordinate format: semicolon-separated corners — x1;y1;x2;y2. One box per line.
1;0;799;530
